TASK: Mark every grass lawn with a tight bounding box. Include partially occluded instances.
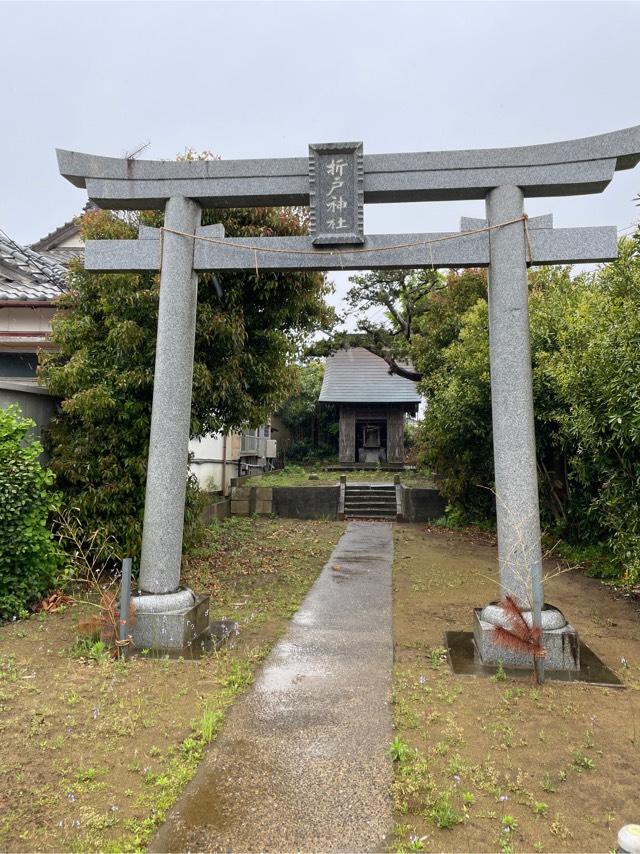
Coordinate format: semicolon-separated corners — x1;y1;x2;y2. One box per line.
249;464;436;487
390;523;639;853
0;517;343;853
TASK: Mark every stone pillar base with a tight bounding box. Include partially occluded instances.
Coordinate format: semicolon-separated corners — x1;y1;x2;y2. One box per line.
473;607;580;670
131;588;210;651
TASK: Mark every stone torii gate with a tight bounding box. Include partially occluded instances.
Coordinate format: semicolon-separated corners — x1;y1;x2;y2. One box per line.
57;127;640;666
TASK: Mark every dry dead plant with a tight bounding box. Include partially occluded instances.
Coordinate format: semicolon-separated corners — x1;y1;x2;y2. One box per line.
55;509;134;657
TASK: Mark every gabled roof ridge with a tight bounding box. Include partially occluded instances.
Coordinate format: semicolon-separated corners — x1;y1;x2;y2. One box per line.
30;201;94;251
30;217;78;251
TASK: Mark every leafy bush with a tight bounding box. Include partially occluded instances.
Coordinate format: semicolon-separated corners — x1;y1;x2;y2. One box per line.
40;199;332;562
0;406;66;618
276;361;338;461
540;239;640;584
414;234;640;585
285;438;336;463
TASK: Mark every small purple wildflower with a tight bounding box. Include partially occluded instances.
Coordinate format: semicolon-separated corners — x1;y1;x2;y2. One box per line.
453;774;461;784
499;794;508;802
67;793;75;802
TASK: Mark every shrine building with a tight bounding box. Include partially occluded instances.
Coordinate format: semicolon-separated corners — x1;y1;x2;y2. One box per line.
319;347;421;467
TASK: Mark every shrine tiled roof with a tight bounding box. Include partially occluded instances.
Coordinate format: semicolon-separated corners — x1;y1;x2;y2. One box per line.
319;347;422;404
0;230;68;302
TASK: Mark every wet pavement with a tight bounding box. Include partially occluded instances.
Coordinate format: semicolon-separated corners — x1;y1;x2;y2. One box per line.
151;521;394;853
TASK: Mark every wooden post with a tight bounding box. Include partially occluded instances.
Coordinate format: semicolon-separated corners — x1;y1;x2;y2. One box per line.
339;406;356;463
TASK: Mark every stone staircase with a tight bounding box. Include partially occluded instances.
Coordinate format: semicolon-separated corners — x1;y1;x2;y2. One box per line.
343;483;398;520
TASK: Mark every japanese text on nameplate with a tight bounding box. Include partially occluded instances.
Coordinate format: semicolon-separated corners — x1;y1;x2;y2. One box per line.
309;142;364;245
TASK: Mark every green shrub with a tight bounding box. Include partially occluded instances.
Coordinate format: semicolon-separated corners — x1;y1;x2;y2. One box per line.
285;438;336;463
40;202;332;562
0;406;66;619
414;235;640;585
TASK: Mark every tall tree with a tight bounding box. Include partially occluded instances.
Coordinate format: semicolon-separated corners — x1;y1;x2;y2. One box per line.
311;267;487;384
344;269;442;378
41;203;333;559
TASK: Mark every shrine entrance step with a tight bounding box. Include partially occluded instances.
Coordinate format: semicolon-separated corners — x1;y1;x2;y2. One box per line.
344;483;398;519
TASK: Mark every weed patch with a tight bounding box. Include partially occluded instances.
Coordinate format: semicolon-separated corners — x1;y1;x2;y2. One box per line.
391;523;639;853
0;518;343;852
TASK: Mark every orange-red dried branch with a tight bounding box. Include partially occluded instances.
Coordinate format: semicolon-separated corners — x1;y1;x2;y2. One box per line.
490;595;545;659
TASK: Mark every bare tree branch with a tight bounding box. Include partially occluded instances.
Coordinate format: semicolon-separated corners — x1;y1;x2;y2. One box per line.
362;345;423;381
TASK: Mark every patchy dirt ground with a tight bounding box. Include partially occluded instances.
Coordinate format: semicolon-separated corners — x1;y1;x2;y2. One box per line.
0;518;343;853
391;523;640;854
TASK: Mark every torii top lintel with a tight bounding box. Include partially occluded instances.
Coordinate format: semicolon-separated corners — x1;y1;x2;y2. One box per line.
57;125;640;211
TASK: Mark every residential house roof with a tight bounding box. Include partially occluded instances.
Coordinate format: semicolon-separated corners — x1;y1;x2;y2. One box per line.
30;217;80;252
319;347;422;405
0;230;68;302
30;201;94;254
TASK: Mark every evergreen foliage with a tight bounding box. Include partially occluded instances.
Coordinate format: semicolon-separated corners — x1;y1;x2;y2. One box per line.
415;234;640;586
276;361;338;461
0;406;65;618
41;204;332;561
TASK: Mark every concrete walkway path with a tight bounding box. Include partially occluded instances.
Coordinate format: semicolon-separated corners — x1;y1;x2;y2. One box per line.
151;521;394;853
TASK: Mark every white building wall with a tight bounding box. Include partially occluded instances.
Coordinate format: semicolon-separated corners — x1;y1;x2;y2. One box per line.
189;432;239;493
56;233;83;249
0;306;55;332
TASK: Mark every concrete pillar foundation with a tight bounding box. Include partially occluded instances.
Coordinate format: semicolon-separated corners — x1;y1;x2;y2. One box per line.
132;589;211;652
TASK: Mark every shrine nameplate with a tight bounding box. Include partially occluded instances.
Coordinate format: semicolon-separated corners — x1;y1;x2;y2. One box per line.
309;141;364;245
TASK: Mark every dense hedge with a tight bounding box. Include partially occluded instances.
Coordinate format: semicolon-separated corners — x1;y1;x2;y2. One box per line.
415;235;640;587
0;406;65;619
40;204;331;561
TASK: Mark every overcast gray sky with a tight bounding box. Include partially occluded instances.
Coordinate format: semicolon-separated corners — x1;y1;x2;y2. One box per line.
1;0;639;312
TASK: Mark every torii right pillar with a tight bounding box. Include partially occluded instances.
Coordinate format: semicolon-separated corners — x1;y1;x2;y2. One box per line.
474;184;578;674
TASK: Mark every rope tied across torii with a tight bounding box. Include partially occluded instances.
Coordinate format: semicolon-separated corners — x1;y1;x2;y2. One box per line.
82;210;617;273
57;127;640;677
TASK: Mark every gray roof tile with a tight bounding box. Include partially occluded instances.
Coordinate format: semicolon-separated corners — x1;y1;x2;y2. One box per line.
0;230;69;301
319;348;421;404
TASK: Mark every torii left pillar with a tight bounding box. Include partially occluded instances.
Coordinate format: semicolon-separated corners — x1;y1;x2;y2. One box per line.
131;197;211;650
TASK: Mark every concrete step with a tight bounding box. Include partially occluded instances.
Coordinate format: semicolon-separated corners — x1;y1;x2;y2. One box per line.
345;512;396;519
346;503;396;509
343;483;398;520
345;489;396;497
345;494;396;500
345;484;396;489
345;493;396;501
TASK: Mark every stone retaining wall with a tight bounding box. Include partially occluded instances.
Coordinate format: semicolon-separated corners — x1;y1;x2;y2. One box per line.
201;497;231;523
273;486;339;520
230;485;339;519
227;484;445;522
399;486;447;522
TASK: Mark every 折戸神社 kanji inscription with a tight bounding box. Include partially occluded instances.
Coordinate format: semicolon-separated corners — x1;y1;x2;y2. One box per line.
57;126;640;674
309;141;364;245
